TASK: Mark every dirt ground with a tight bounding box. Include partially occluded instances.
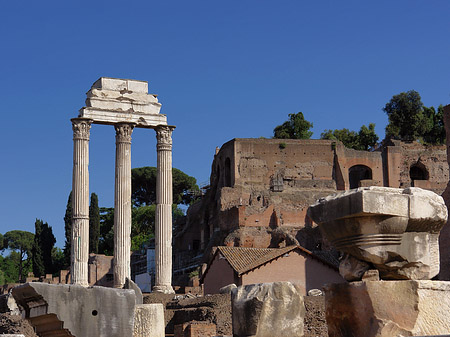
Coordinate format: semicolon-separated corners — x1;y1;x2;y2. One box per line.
144;293;328;336
0;313;38;337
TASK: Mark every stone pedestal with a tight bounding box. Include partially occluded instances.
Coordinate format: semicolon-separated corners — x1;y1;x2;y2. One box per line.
71;118;92;287
133;304;165;337
114;123;134;288
325;280;450;337
232;282;305;337
153;126;175;294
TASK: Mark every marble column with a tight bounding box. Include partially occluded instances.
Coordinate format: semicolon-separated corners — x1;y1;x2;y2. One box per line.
153;125;175;293
113;123;135;288
71;118;92;287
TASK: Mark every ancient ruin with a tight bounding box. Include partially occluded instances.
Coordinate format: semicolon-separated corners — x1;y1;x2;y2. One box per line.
72;77;175;293
308;186;450;335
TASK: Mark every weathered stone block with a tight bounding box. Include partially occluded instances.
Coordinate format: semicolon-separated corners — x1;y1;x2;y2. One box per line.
12;282;135;337
133;303;165;337
232;282;305;337
324;280;450;337
307;187;448;280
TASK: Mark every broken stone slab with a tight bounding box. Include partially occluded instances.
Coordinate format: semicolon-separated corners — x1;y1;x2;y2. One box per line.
219;283;237;294
133;304;164;337
324;280;450;337
78;77;168;128
307;187;448;280
231;282;305;337
11;282;136;337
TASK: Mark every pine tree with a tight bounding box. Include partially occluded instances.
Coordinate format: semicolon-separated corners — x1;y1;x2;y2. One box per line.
63;191;72;268
32;219;45;277
89;193;100;254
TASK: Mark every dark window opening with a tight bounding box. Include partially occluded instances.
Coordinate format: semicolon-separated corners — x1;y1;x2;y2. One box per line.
349;165;372;189
224;158;232;187
410;164;429;186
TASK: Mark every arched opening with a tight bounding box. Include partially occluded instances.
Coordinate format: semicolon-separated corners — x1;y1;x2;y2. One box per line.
410;164;429;187
224;157;232;187
349;165;372;189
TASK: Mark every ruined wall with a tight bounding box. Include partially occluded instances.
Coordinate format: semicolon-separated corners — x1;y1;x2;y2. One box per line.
439;105;450;280
174;138;448;276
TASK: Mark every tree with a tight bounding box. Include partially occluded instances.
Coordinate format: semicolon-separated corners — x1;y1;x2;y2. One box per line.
32;220;45;277
423;105;446;145
320;123;378;151
131;167;200;206
273;112;313;139
41;221;56;274
32;219;56;277
63;192;72;268
99;207;114;256
3;230;34;282
89;193;100;254
384;90;430;141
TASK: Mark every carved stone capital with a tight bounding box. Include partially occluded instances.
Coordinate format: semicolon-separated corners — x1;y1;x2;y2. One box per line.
156;125;174;151
72;118;92;140
115;123;135;143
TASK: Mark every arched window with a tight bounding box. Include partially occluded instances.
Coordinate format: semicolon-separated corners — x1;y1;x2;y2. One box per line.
410;164;428;186
349;165;372;189
224;157;232;187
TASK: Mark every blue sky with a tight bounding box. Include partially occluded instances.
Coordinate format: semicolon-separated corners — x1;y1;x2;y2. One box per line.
1;0;450;247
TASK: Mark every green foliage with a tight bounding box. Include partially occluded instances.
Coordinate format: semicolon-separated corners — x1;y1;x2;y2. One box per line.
423;105;446;145
279;142;286;149
99;207;114;256
89;193;100;254
321;123;378;151
273;112;313;139
32;220;45;277
384;90;430;141
132;167;200;206
3;230;34;282
51;247;65;274
63;191;72;268
0;252;26;284
32;219;56;277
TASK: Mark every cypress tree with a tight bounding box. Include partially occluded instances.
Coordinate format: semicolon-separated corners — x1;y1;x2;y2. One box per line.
63;191;72;268
41;222;56;274
32;219;45;277
89;193;100;254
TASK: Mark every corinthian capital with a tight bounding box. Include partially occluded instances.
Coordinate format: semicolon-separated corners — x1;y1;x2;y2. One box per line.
156;125;175;151
72;118;92;140
115;123;135;143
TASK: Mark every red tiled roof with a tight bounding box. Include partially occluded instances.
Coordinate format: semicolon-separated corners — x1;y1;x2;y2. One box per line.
217;245;300;275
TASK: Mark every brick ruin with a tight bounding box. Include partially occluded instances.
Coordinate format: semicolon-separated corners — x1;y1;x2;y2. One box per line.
174;138;449;279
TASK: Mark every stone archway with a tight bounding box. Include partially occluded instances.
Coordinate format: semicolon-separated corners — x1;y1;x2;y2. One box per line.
348;165;372;189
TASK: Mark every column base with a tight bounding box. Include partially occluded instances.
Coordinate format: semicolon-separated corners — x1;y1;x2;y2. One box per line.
152;285;175;294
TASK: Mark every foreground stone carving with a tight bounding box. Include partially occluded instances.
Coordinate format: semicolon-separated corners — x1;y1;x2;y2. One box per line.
231;282;305;337
325;280;450;337
308;187;448;280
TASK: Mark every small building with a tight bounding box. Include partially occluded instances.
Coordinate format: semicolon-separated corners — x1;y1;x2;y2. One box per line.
201;245;344;295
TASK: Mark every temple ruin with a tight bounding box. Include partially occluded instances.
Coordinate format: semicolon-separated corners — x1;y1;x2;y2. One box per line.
71;77;175;292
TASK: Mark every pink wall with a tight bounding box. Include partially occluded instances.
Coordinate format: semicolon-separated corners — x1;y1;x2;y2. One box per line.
241;250;344;295
203;254;238;294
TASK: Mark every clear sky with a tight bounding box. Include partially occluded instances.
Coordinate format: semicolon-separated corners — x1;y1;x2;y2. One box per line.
1;0;449;247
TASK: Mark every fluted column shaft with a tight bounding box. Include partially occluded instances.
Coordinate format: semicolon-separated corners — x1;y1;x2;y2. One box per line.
71;118;92;287
113;123;135;288
153;126;175;293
